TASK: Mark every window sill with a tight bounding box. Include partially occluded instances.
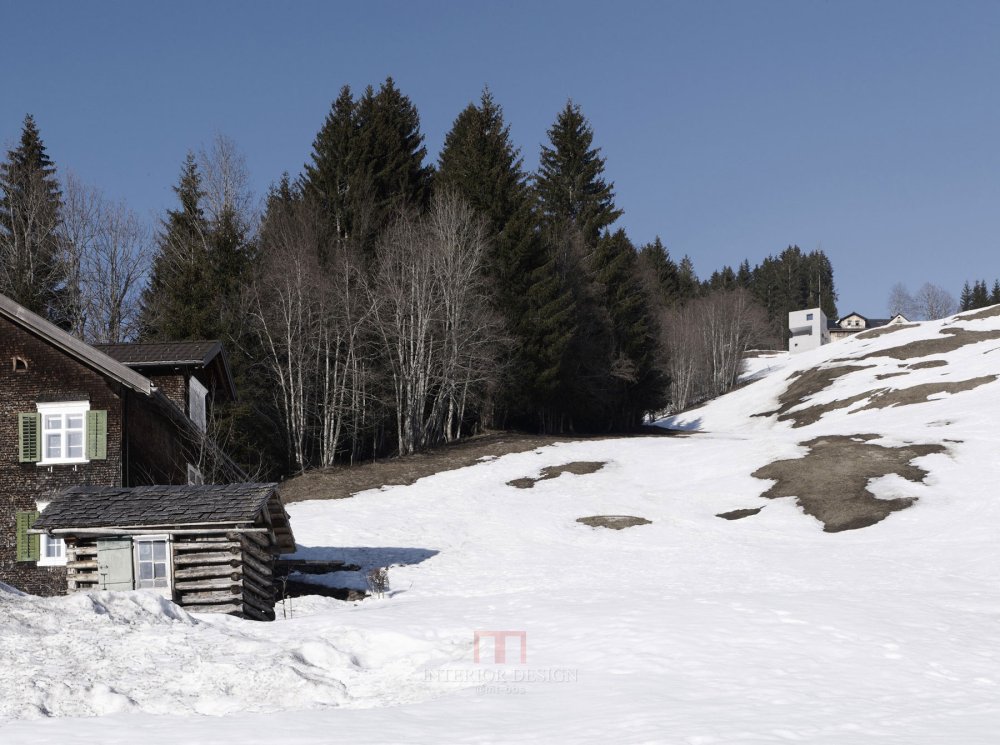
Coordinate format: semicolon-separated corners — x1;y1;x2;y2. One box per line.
37;459;90;467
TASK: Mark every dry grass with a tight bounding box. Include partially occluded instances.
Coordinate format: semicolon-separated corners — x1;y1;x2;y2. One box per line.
576;515;651;530
855;323;918;340
507;461;607;489
752;434;946;532
716;507;763;521
856;328;1000;360
857;376;997;411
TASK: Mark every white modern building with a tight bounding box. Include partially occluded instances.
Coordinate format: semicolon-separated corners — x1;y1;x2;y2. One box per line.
788;308;830;353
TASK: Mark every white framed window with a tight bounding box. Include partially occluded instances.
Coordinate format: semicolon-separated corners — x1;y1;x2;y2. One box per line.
37;401;89;465
133;535;172;594
35;500;66;566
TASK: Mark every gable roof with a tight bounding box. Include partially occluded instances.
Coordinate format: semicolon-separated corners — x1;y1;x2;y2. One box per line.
0;293;152;395
95;340;237;401
33;484;279;529
94;340;223;367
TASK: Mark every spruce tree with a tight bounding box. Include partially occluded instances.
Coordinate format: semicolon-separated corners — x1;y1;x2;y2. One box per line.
959;281;973;312
0;114;69;323
140;154;217;340
637;237;680;306
991;280;1000;306
592;229;666;426
436;88;546;426
535;101;622;243
972;280;990;309
302;85;359;247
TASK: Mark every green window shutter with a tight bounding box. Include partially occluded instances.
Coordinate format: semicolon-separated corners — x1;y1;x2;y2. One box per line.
18;413;40;463
87;410;108;460
16;511;40;562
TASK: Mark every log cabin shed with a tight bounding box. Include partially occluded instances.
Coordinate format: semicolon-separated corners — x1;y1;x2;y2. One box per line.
30;483;295;621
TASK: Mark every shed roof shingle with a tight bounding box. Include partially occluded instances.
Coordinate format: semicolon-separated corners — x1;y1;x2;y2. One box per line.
33;484;278;529
94;341;222;367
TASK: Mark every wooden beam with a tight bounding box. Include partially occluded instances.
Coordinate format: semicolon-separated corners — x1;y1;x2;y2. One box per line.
174;565;242;581
172;551;241;567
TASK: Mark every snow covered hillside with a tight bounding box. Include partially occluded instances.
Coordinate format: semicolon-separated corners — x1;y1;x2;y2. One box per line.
4;307;1000;744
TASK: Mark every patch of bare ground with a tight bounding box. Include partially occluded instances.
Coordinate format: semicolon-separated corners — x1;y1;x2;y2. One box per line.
775;391;883;428
953;304;1000;321
577;515;651;530
716;507;762;520
508;461;607;489
856;376;997;411
280;431;672;503
908;359;947;369
876;372;908;380
754;365;873;421
856;328;1000;360
855;323;919;340
752;435;946;532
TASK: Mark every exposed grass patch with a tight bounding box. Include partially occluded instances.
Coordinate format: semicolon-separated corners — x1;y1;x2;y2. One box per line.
908;360;947;370
508;461;607;489
856;328;1000;361
953;305;1000;321
876;372;908;380
576;515;651;530
857;377;997;411
716;507;763;520
755;365;872;423
752;435;946;532
855;323;918;340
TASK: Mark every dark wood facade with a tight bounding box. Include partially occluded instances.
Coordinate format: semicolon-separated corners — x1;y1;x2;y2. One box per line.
0;293;252;598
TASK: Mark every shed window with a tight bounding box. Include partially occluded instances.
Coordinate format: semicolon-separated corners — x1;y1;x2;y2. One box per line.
806;313;813;320
37;402;89;465
134;536;171;592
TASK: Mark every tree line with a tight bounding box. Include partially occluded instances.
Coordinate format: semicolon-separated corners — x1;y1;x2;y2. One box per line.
1;81;843;477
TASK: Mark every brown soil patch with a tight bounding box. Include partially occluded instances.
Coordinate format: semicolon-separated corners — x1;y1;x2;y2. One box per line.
280;431;671;503
508;461;607;489
756;365;872;423
954;305;1000;321
876;372;908;380
855;323;918;340
907;360;947;370
752;435;946;532
716;507;762;520
776;391;883;428
856;328;1000;361
857;376;997;411
576;515;651;530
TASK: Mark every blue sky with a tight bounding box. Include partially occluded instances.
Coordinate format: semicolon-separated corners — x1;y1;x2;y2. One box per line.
2;1;998;315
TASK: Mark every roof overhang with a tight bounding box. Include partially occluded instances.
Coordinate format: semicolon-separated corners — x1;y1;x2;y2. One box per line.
0;294;152;395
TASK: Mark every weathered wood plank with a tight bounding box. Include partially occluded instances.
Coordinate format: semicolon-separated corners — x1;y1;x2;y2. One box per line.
240;550;273;578
173;565;243;581
241;573;275;601
174;578;242;592
176;589;244;604
173;552;241;567
66;560;98;570
178;602;243;615
173;540;239;553
240;537;273;565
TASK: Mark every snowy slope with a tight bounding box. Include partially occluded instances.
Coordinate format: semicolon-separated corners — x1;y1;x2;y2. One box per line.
3;309;1000;744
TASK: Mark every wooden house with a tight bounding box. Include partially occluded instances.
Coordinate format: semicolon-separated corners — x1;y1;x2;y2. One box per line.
0;290;295;619
30;484;294;621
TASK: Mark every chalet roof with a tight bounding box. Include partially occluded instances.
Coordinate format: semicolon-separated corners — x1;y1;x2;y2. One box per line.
94;340;222;367
0;293;152;395
33;484;278;529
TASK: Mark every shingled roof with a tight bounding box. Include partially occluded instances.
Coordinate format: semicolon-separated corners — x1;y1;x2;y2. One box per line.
94;340;223;367
33;484;279;530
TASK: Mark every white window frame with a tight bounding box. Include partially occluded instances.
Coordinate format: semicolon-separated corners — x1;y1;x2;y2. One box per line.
35;500;67;566
37;401;90;466
188;377;208;433
132;535;173;595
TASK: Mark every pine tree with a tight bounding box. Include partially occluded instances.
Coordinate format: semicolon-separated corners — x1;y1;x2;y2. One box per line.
140;154;218;340
592;229;666;426
0;114;69;323
535;101;622;243
991;279;1000;306
637;237;680;306
302;85;359;247
959;281;973;311
436;88;544;426
676;256;700;301
972;279;990;309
